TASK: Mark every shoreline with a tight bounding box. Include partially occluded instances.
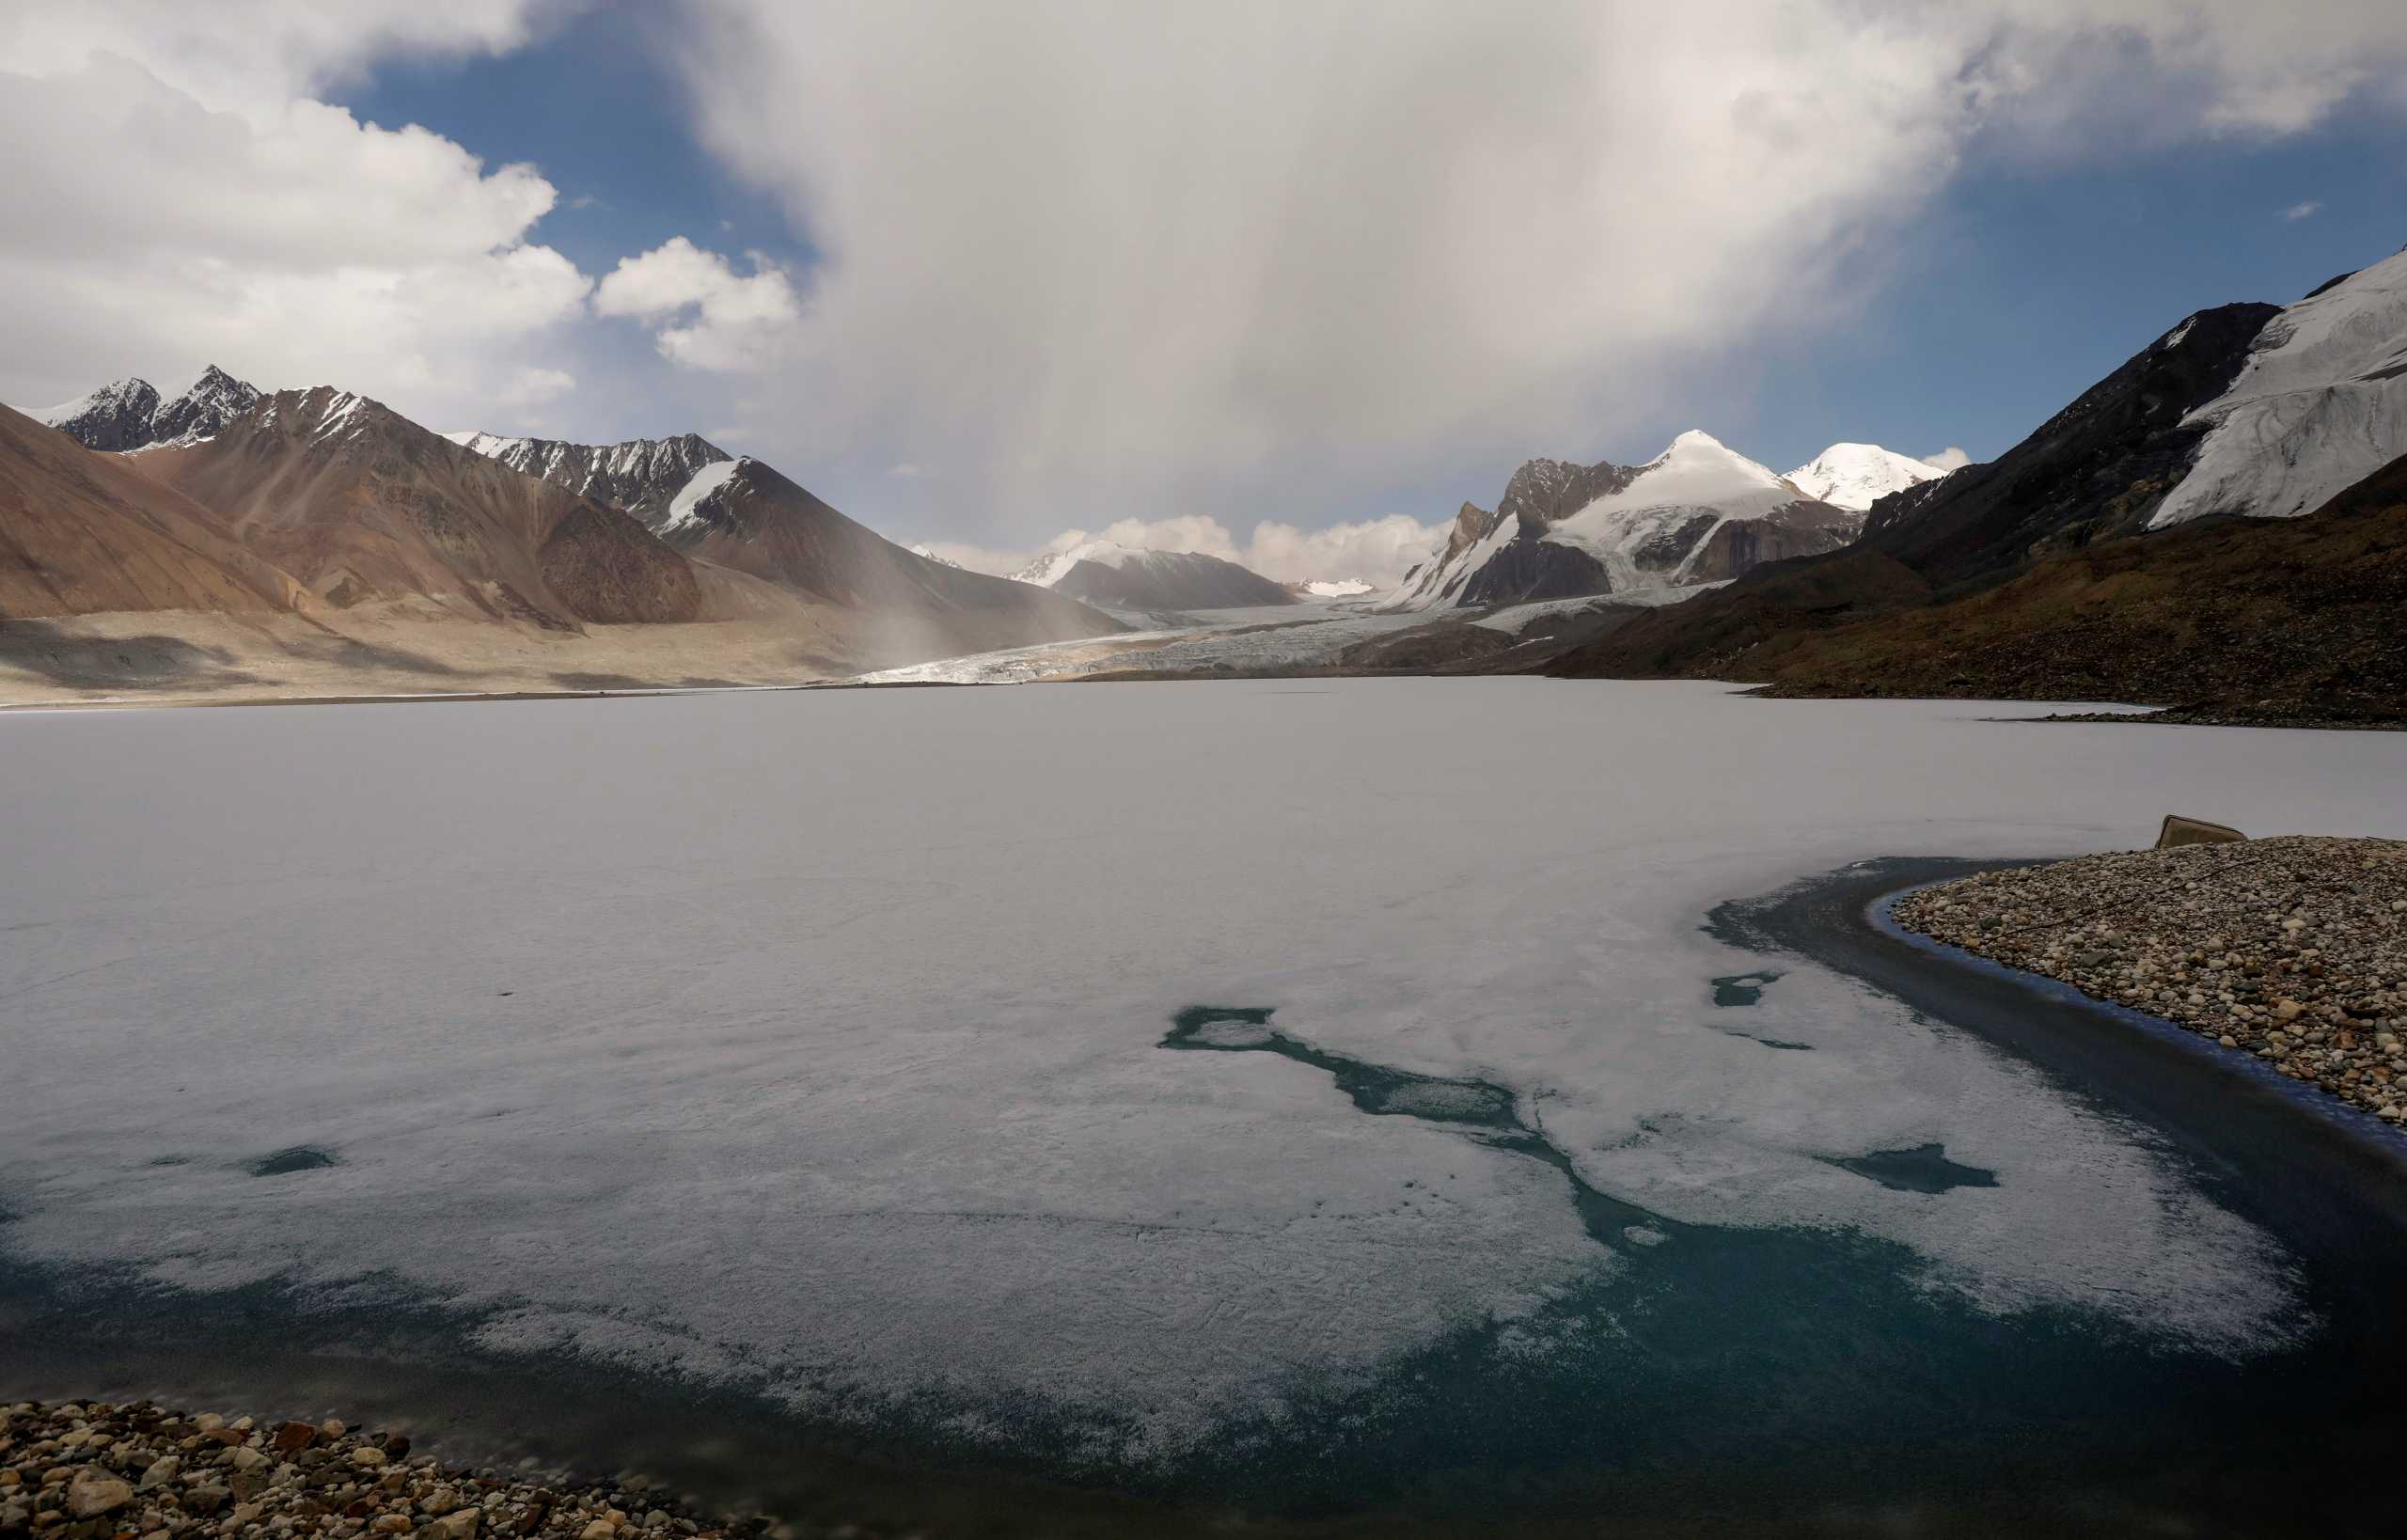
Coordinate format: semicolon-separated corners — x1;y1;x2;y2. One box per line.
1887;840;2407;1125
5;674;2381;724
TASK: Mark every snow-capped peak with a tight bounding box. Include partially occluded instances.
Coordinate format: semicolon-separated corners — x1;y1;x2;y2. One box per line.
1012;539;1147;587
24;364;263;452
1621;429;1792;501
29;376;156;428
1783;443;1949;512
907;543;964;569
1538;429;1852;590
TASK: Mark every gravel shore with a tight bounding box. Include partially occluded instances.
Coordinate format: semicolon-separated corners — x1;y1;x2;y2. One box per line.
0;1403;794;1540
1891;837;2407;1124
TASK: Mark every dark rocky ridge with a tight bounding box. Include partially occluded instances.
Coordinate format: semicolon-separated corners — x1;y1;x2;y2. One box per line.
1547;301;2296;691
450;433;732;530
39;367;264;453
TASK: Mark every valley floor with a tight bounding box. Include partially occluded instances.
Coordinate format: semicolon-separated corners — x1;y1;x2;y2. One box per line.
0;609;856;708
0;595;1604;706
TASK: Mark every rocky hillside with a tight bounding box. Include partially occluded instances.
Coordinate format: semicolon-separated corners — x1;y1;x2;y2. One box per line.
0;401;307;618
122;387;700;627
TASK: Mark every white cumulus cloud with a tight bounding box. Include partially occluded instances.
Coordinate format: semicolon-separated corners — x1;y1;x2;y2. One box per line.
593;238;804;373
1921;446;1976;472
0;3;594;432
669;0;2407;549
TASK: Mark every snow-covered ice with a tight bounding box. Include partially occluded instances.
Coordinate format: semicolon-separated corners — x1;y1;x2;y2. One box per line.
6;683;2406;1480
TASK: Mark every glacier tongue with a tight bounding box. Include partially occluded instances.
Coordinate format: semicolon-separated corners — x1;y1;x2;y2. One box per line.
2150;246;2407;527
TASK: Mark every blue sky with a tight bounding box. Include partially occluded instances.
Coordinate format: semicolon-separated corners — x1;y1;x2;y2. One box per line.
10;2;2405;579
1728;115;2407;475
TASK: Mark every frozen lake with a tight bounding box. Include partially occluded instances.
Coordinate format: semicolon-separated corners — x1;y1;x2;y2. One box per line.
7;680;2407;1532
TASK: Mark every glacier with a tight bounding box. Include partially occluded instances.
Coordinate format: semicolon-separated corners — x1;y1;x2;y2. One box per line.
2151;245;2407;527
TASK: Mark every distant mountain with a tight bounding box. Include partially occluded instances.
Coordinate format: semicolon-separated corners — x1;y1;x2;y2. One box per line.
8;375;1123;685
1783;444;1947;512
1014;541;1296;609
29;366;263;452
651;457;1125;654
446;430;732;530
122;386;700;627
908;543;965;569
0;400;307;617
2148;246;2407;526
1544;279;2383;709
1587;449;2407;723
1389;431;1858;610
1294;577;1374;597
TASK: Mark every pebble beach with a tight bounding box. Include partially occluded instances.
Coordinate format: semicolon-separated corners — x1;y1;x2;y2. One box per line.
1891;836;2407;1124
0;1403;771;1540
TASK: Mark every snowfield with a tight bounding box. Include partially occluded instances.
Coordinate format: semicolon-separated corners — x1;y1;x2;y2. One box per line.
6;683;2406;1494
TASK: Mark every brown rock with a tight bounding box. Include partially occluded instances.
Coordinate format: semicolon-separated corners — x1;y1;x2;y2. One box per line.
270;1425;318;1457
66;1470;134;1519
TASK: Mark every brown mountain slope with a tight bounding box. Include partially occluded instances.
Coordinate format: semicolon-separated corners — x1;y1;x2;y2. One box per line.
663;458;1124;660
1561;454;2407;722
0;401;307;619
127;388;699;628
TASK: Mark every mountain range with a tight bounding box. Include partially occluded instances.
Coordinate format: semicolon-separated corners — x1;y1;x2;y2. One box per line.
1386;431;1893;610
5;369;1124;696
9;237;2403;714
1549;244;2407;721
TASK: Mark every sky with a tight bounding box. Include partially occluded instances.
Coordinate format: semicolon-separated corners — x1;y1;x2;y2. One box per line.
4;0;2405;585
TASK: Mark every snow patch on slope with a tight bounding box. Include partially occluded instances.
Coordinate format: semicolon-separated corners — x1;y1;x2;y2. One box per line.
664;458;743;534
2151;246;2407;526
1013;540;1149;587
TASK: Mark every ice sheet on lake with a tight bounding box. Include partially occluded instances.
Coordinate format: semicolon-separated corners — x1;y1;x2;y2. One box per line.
8;682;2407;1462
